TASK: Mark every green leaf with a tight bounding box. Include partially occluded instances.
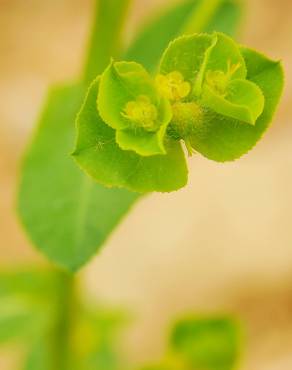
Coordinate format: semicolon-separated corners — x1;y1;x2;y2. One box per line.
73;79;188;193
83;0;132;82
170;316;241;370
124;0;243;72
18;84;139;271
189;48;284;161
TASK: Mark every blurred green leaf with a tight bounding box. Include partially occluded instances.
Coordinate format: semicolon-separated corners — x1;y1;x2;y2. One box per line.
18;84;138;271
170;316;241;370
0;269;58;344
72;308;127;370
0;269;58;298
204;0;242;36
141;366;169;370
0;297;50;344
124;0;242;71
23;339;51;370
17;0;139;271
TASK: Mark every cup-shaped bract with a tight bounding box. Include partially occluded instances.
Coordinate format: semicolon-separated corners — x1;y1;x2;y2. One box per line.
160;33;264;129
98;61;173;156
73;78;188;193
159;32;282;162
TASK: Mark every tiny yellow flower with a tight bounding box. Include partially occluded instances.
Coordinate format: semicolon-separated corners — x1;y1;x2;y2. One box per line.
206;70;229;96
122;95;158;131
156;71;191;101
206;60;241;96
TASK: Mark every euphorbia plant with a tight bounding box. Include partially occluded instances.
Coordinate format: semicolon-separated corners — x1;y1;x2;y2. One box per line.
0;0;282;369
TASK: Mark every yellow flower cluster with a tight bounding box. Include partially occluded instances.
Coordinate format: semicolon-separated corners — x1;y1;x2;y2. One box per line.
122;95;158;131
156;71;191;101
206;61;241;96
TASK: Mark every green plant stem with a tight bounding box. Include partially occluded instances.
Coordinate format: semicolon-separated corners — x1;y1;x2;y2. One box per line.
51;270;76;370
83;0;132;83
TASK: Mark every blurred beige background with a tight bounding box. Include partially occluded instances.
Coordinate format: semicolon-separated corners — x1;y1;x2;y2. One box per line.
1;0;292;369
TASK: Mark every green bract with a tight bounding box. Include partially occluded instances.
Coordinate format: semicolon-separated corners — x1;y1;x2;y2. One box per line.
73;32;283;193
98;61;173;156
73;78;187;193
